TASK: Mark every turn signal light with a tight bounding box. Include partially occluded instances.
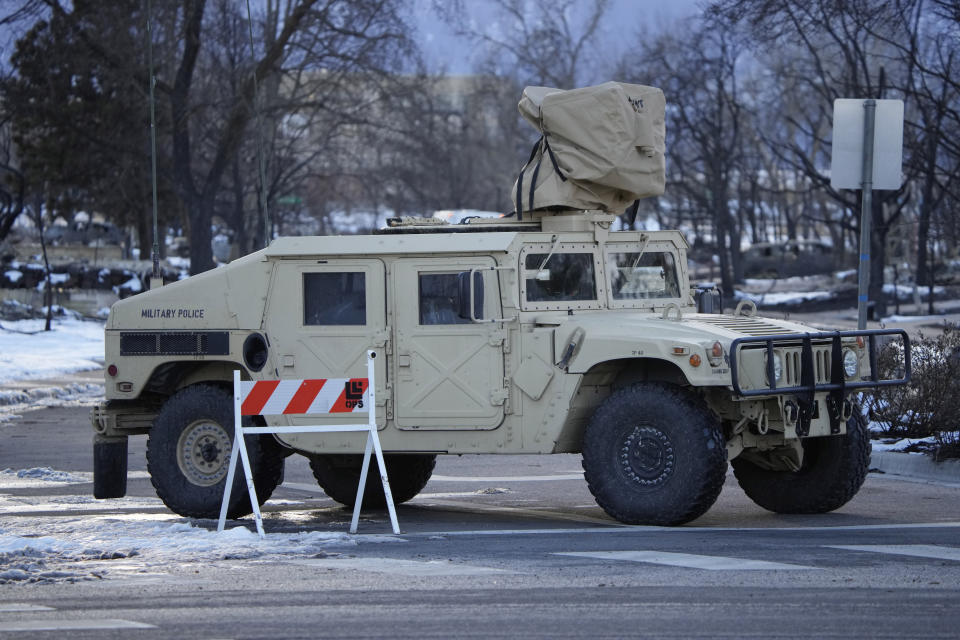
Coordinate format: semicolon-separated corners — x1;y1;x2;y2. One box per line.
107;364;118;377
689;354;702;367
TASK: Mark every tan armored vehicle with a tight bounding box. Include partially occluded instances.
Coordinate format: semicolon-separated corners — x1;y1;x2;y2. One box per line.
91;82;909;525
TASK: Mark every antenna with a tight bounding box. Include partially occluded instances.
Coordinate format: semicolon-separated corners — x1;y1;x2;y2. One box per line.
146;0;161;285
245;0;271;248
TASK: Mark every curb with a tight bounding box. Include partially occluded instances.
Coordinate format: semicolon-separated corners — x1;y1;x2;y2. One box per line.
870;448;960;485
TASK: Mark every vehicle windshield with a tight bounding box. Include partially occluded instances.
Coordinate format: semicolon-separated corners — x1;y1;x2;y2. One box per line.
607;250;680;299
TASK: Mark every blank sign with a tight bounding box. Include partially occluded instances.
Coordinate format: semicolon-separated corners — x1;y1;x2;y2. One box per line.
831;98;904;190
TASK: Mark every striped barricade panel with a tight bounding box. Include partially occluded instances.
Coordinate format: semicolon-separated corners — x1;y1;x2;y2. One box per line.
239;378;370;416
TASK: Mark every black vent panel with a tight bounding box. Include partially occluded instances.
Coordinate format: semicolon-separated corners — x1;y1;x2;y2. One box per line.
120;331;229;356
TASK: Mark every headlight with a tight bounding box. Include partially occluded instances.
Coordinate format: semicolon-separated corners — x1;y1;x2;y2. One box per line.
842;348;858;378
765;352;783;383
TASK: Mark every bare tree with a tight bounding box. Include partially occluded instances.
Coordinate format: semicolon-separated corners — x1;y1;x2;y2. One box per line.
708;0;916;316
442;0;610;90
621;17;751;297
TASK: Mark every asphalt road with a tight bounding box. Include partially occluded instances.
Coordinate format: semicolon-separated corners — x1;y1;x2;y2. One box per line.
2;402;960;639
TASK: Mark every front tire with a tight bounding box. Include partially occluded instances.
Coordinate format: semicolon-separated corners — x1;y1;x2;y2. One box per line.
309;453;436;508
581;382;727;526
732;409;870;514
146;384;285;519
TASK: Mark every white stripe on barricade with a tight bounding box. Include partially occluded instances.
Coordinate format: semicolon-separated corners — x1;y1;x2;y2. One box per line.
216;350;399;538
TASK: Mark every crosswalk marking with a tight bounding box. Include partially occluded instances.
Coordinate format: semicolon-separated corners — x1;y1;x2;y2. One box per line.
554;550;815;571
289;557;516;576
1;619;156;632
827;544;960;562
0;604;54;612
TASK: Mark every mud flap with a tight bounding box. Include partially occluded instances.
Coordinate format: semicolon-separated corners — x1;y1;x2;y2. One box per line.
93;435;128;499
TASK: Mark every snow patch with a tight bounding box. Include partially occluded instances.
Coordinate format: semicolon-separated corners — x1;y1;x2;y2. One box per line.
0;383;103;424
0;317;104;384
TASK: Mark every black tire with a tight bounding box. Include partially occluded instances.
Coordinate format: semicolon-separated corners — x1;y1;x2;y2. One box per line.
731;409;870;514
146;384;286;519
309;453;436;508
581;382;727;526
93;436;128;499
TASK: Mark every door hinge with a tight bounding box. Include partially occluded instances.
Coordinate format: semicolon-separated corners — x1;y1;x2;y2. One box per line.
373;327;392;354
488;329;510;353
491;384;510;407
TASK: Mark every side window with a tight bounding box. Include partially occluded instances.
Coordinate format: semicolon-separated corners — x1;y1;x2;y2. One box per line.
524;252;596;302
303;272;366;325
418;273;471;325
608;251;680;299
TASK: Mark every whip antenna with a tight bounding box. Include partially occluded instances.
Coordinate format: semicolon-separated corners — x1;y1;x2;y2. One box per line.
245;0;271;247
146;0;161;285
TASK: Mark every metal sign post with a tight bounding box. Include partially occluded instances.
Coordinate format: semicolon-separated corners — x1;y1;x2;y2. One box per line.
856;100;876;330
831;98;904;330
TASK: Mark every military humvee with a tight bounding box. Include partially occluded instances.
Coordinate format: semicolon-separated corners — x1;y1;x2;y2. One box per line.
91;81;909;525
90;208;909;526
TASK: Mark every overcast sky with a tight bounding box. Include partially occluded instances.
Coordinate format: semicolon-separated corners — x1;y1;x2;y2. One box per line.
412;0;704;75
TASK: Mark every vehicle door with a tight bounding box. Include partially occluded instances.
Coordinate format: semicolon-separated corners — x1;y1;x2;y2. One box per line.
391;257;506;430
263;259;388;423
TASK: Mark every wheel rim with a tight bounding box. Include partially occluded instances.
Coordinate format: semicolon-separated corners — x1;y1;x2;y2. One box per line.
620;425;675;486
176;419;232;487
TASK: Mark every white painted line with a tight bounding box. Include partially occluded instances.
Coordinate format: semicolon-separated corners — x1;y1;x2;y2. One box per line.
410;498;618;526
405;521;960;538
281;482;327;493
555;550;814;571
431;473;583;482
0;604;55;612
827;544;960;562
289;557;516;576
1;619;156;632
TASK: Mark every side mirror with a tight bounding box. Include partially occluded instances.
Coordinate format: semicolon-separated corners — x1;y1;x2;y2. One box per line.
457;271;484;320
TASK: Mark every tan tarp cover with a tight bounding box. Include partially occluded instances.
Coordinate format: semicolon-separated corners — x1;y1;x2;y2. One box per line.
511;81;666;215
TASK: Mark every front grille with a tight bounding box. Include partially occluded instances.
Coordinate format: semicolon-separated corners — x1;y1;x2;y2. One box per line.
782;346;833;386
120;331;229;356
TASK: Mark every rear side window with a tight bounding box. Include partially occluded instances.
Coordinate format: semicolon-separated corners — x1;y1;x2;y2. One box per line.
418;273;471;325
304;272;366;325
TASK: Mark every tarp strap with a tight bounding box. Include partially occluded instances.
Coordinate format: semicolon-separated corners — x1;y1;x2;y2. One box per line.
626;199;640;227
528;144;544;212
542;136;567;183
515;136;543;220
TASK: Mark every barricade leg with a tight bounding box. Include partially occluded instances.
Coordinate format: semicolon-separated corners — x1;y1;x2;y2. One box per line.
349;435;375;534
216;435;240;532
349;430;400;535
236;433;265;539
370;429;400;534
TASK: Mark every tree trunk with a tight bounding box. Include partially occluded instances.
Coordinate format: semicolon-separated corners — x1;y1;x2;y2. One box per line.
868;198;888;319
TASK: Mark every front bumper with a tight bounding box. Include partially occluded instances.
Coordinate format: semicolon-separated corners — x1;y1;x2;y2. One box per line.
729;329;911;436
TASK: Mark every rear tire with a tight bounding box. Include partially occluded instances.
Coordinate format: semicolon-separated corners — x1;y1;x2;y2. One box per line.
309;453;436;508
732;409;870;514
147;384;285;519
581;382;727;526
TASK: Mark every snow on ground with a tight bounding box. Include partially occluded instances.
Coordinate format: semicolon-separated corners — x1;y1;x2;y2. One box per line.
735;289;835;306
0;317;105;384
871;436;938;453
0;467;402;585
0;315;105;421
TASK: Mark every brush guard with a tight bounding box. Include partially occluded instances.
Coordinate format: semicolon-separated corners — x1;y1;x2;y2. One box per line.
729;329;911;437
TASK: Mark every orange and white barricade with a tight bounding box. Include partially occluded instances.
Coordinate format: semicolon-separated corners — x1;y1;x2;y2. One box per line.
217;350;399;538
